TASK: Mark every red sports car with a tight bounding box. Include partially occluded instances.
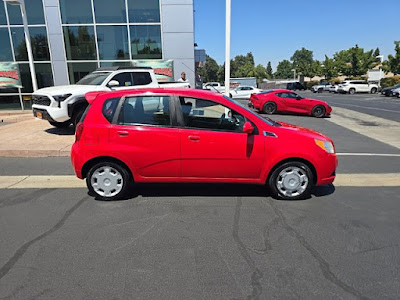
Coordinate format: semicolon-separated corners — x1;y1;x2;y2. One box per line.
250;89;332;118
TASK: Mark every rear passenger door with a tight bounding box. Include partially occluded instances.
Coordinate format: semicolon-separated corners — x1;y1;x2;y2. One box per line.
107;72;153;90
109;95;181;179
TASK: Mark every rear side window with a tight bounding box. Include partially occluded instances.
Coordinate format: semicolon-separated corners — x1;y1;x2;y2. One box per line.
118;96;171;126
132;72;152;86
102;97;120;123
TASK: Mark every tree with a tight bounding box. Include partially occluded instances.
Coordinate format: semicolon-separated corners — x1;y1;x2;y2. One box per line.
231;52;255;77
373;47;380;57
383;41;400;75
334;45;377;77
197;55;219;83
253;64;268;83
266;61;273;79
274;60;293;79
321;55;338;80
291;47;315;78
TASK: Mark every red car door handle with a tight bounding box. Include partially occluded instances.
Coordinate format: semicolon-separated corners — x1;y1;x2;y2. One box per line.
188;135;200;141
117;131;129;136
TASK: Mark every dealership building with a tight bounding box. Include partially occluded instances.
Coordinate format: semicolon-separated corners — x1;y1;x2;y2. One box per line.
0;0;195;110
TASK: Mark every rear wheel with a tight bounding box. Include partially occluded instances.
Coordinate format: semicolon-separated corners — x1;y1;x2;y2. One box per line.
311;105;326;118
49;120;71;128
349;88;356;94
268;161;313;200
318;88;323;93
263;102;277;114
86;161;131;201
370;87;377;94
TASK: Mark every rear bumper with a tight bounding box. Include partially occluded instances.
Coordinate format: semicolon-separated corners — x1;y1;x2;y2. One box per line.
71;142;84;179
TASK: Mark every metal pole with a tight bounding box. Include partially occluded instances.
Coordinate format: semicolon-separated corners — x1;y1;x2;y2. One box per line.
224;0;231;96
20;2;38;92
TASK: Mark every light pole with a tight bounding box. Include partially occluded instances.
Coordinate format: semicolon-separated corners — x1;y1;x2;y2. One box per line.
224;0;231;96
291;69;296;80
4;0;38;92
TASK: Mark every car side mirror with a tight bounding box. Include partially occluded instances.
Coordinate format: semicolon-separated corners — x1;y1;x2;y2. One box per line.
296;96;302;100
243;121;254;134
107;80;120;88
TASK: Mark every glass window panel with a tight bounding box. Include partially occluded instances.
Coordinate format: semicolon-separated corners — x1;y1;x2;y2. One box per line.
11;27;50;61
0;3;7;25
0;28;13;62
94;0;126;23
0;95;22;110
60;0;93;24
63;26;96;60
128;0;160;23
130;25;162;59
7;0;45;25
67;62;98;84
100;61;131;67
19;63;54;93
97;26;129;60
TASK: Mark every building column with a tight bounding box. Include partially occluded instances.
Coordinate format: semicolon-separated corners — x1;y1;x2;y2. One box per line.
43;0;69;86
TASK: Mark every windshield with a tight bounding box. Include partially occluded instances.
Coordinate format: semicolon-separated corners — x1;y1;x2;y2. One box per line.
76;72;111;85
223;96;280;127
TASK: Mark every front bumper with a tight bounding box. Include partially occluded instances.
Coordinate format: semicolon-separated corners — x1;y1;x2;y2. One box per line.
32;108;56;122
316;153;338;186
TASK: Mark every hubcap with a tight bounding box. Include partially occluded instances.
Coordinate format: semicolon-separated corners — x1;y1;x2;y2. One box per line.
266;104;275;113
276;166;309;198
91;166;123;197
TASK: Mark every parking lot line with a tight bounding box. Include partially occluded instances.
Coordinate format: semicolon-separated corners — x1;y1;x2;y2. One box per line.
336;153;400;157
328;107;400;150
335;103;400;113
0;174;399;189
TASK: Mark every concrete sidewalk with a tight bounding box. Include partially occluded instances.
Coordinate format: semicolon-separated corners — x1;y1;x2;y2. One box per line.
0;110;33;123
0;117;74;157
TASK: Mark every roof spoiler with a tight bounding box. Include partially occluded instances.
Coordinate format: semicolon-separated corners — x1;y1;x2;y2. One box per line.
85;91;106;104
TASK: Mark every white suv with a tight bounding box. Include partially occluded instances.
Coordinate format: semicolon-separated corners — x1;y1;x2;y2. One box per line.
337;80;379;94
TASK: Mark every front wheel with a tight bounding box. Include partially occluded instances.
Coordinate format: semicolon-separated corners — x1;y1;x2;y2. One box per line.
349;88;356;95
268;161;313;200
263;102;277;114
311;105;326;118
87;161;131;201
72;109;85;129
49;120;71;128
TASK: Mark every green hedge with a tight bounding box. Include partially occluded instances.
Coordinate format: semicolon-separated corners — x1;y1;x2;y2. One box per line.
305;81;319;89
380;77;400;88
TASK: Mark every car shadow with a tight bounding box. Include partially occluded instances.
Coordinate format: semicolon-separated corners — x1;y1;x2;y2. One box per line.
93;182;336;202
45;126;75;136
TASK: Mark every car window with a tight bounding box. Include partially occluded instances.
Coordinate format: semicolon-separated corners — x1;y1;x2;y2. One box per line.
131;72;152;86
275;93;282;97
118;96;171;126
110;73;132;87
178;97;246;133
102;97;120;123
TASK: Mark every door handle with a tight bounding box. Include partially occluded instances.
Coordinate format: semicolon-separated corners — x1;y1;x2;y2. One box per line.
188;135;200;141
117;130;129;137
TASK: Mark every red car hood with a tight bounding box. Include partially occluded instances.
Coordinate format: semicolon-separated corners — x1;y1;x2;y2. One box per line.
277;121;331;141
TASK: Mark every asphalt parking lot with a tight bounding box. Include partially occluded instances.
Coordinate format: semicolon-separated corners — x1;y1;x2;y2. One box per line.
0;91;400;299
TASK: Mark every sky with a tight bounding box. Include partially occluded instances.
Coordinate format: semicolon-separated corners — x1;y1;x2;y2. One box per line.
194;0;400;71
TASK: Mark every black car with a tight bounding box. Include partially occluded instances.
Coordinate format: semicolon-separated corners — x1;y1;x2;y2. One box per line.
381;84;400;96
287;82;306;91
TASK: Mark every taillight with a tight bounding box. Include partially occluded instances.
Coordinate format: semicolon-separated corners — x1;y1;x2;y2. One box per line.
75;122;84;142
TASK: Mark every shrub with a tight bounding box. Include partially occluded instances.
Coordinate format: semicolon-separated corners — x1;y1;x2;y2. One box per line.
304;80;319;89
380;77;400;88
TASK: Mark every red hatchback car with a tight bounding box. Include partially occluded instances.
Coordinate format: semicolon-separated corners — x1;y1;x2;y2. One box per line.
250;89;332;117
71;88;337;201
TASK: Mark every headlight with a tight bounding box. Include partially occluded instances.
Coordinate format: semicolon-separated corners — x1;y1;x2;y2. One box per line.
53;94;72;101
315;139;335;153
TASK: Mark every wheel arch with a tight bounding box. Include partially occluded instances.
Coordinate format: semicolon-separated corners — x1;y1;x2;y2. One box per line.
81;156;133;180
266;157;317;185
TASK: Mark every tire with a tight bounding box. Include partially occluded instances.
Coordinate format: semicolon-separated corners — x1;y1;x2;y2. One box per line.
229;93;232;98
311;105;326;118
72;108;84;129
268;161;313;200
86;161;131;201
349;88;356;95
263;102;277;115
370;87;377;94
318;88;323;93
49;120;71;128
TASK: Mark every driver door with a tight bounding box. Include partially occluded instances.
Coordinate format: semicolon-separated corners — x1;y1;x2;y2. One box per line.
177;97;264;179
279;92;308;113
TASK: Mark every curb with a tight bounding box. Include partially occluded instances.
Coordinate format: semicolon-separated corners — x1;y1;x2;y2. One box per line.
0;149;70;158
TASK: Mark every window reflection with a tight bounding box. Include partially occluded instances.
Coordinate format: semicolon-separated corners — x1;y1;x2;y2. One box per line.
130;25;162;59
97;26;129;60
19;63;54;93
11;27;50;61
94;0;126;23
128;0;160;23
63;26;97;60
6;0;45;25
60;0;93;24
0;3;7;25
68;62;98;84
0;28;13;61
